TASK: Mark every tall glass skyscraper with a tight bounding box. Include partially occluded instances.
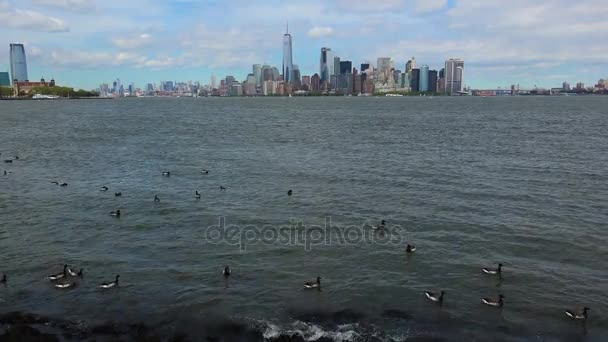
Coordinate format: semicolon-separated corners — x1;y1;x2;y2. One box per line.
419;65;429;92
253;64;262;87
319;47;332;83
9;43;28;83
445;58;465;95
282;24;293;84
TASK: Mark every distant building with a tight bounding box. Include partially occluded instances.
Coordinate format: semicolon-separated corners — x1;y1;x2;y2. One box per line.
575;82;585;91
419;65;429;92
311;73;321;92
319;47;332;83
225;76;236;87
0;72;10;87
10;43;28;84
282;24;294;84
354;74;362;95
230;83;243;96
302;75;311;86
428;70;438;93
438;68;445;93
339;61;352;75
411;69;420;92
292;65;301;89
445;58;464;95
360;63;370;73
562;81;571;91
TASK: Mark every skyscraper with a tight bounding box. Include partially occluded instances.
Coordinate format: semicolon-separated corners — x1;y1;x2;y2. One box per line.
211;74;217;89
360;63;370;73
339;61;352;75
0;72;10;87
9;43;28;83
282;24;294;84
253;64;262;87
405;57;416;87
319;47;332;83
333;57;341;77
428;70;438;93
411;69;420;92
445;58;465;95
419;65;429;92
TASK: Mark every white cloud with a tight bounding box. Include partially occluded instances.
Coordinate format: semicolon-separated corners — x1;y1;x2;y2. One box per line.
307;26;334;38
0;7;69;32
414;0;447;13
111;33;154;49
31;0;96;12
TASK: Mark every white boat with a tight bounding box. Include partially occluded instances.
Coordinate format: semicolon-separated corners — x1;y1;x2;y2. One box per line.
385;94;403;97
33;94;60;99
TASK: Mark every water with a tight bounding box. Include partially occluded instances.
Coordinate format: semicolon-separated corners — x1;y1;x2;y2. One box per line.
1;97;607;341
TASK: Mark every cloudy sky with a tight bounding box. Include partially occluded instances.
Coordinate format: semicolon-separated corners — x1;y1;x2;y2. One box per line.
1;0;606;90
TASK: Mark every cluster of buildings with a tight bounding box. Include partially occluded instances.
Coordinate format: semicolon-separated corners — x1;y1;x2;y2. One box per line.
1;43;56;95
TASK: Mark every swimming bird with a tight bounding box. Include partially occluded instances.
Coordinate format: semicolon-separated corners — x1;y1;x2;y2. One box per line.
60;183;68;187
201;169;209;174
51;181;59;185
220;186;227;191
223;266;231;277
67;267;83;277
110;210;121;217
114;192;122;197
48;265;68;281
14;156;18;160
425;291;445;305
1;274;6;284
481;294;504;308
565;307;590;320
287;189;293;196
195;191;201;200
162;171;171;176
304;277;321;290
154;195;160;202
406;244;416;253
101;186;108;191
100;275;120;289
373;220;386;230
54;282;77;289
482;263;503;275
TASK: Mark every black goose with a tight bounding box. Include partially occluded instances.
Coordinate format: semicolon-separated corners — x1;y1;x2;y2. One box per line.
115;192;122;197
154;195;160;202
406;244;416;253
287;190;293;196
162;171;171;176
48;265;68;281
195;191;201;200
55;282;77;289
482;263;503;275
565;307;590;320
304;277;321;290
222;266;231;277
101;186;109;191
100;275;120;289
60;183;68;187
67;267;84;277
425;291;444;305
110;210;121;217
481;294;504;308
373;220;386;230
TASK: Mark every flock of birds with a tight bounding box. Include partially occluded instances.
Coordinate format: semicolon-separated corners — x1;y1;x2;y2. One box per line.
1;157;593;324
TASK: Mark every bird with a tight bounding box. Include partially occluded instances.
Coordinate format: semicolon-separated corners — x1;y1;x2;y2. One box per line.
195;191;201;200
565;307;590;320
162;171;171;176
60;183;68;187
101;186;108;191
67;267;83;277
114;192;122;197
110;210;121;217
220;186;227;191
48;265;68;281
481;294;504;308
14;156;19;160
222;266;231;277
4;160;12;163
406;244;416;253
287;189;293;196
100;275;120;289
304;277;321;290
373;219;386;230
201;169;209;174
154;195;160;202
425;291;445;305
51;181;59;185
1;274;6;284
482;263;503;275
54;282;77;289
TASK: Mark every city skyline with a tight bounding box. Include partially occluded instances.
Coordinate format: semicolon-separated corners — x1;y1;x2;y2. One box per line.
1;0;607;90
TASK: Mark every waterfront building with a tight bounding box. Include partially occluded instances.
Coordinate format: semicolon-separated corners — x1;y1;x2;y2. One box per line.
354;74;362;95
0;71;10;86
302;75;311;86
253;64;262;87
319;47;332;83
225;76;236;87
419;65;429;92
311;73;321;92
292;65;301;89
428;70;438;92
445;58;465;95
562;81;571;91
339;61;352;75
411;69;420;92
282;24;294;84
377;57;391;82
361;63;370;73
10;43;28;83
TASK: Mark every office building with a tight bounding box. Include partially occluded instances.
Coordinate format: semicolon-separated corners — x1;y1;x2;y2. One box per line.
253;64;262;87
0;72;10;86
411;69;420;92
419;65;429;92
10;44;28;83
319;47;332;83
361;63;370;73
428;70;438;92
282;24;294;84
445;58;464;95
339;61;352;75
311;73;320;92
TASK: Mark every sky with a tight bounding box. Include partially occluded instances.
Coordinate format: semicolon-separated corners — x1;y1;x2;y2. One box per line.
0;0;606;90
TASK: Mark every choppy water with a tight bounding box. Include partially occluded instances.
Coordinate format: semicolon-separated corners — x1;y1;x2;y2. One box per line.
1;96;607;341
